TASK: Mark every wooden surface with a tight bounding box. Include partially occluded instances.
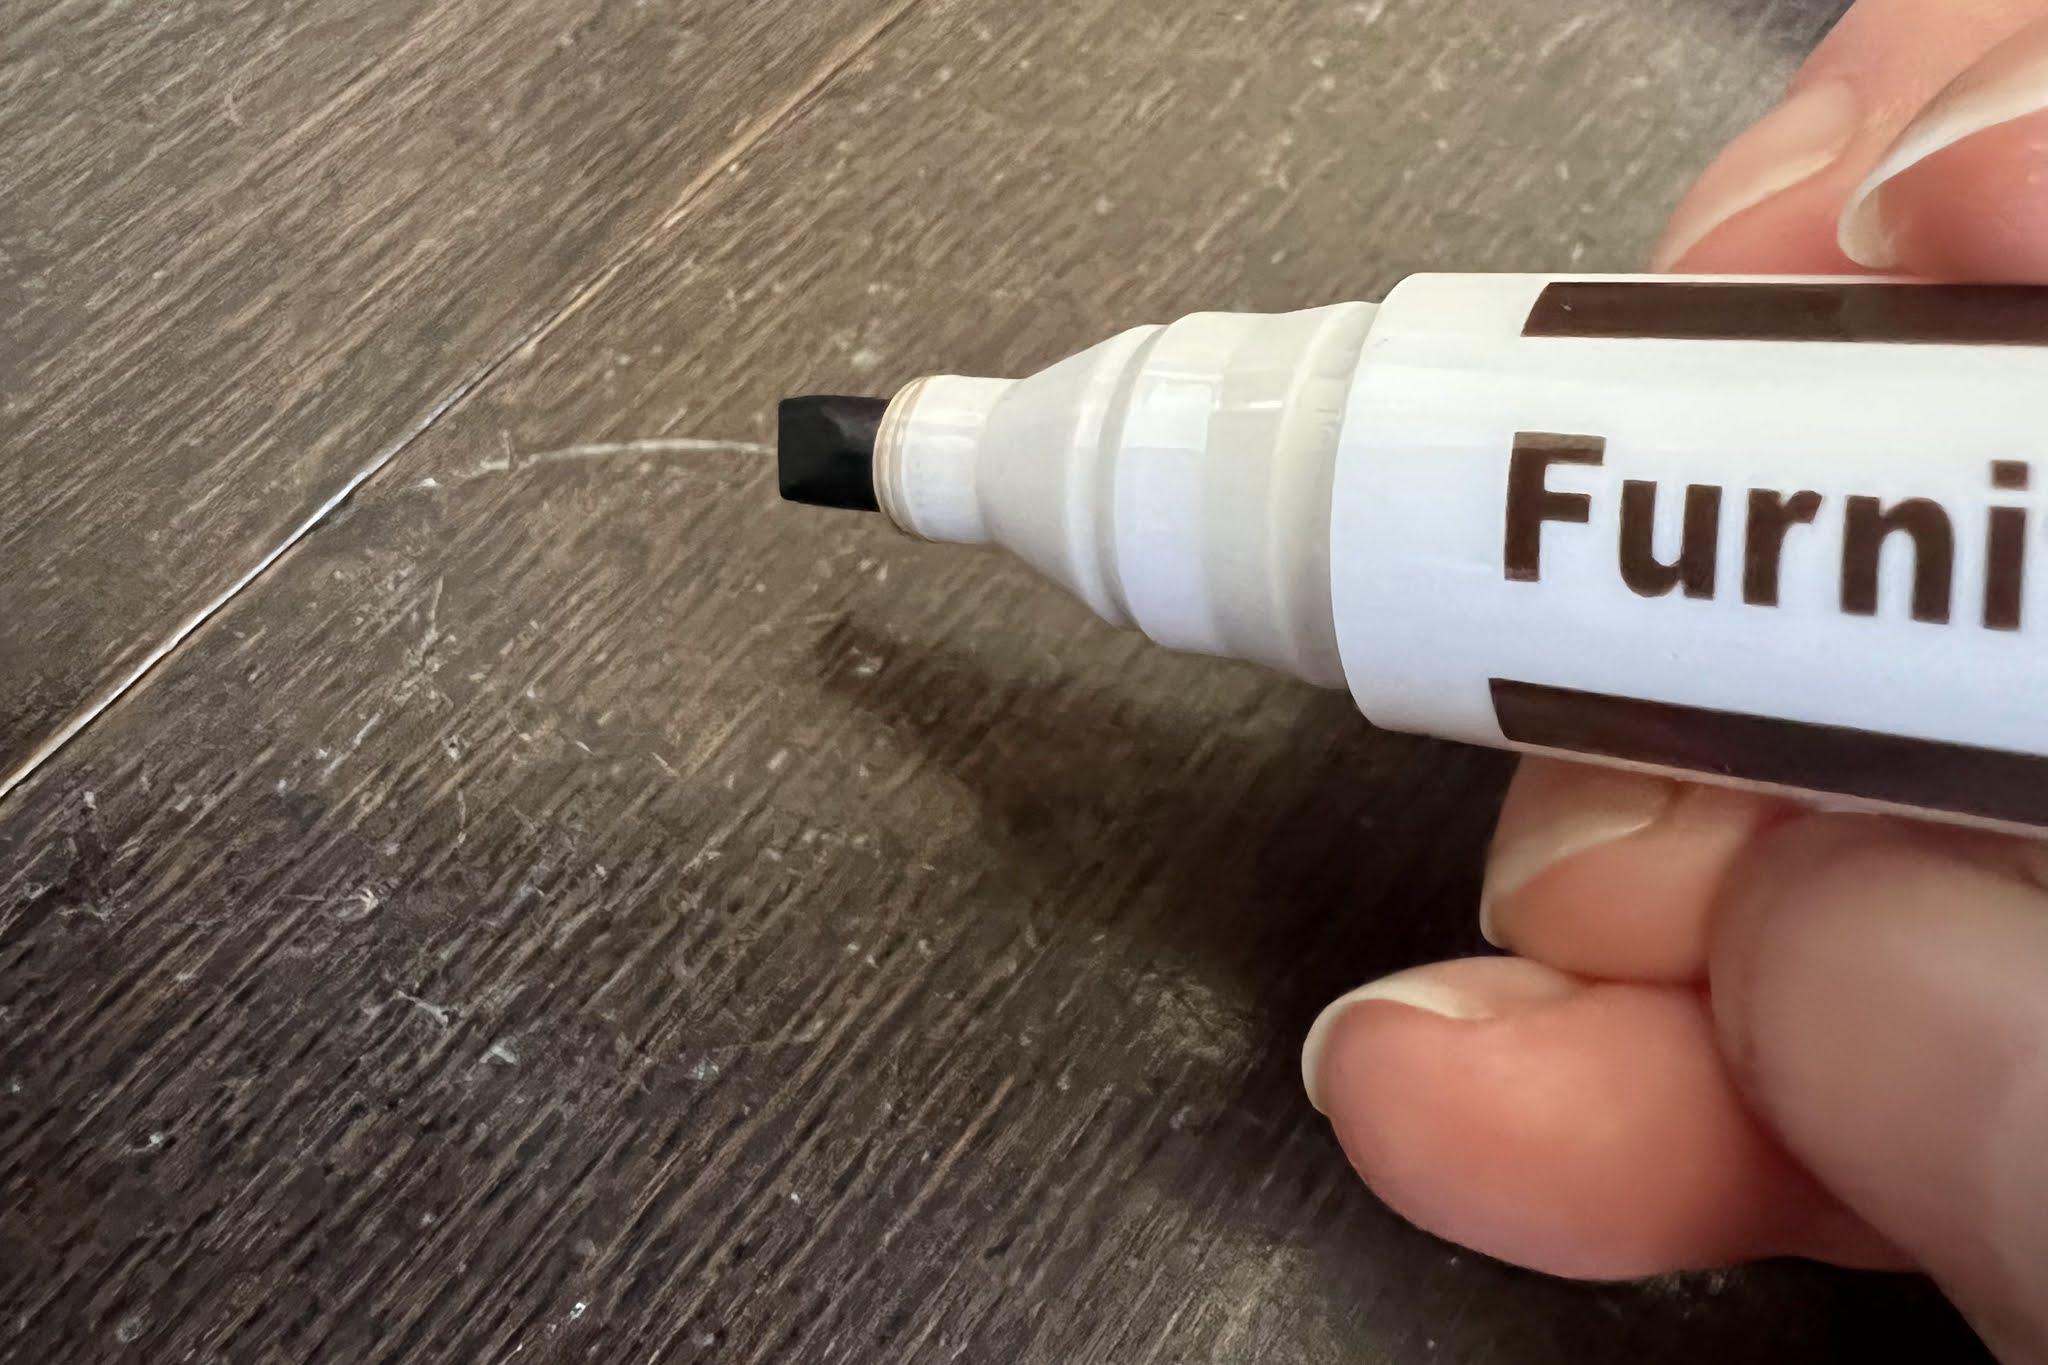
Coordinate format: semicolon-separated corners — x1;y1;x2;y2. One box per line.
0;0;1989;1360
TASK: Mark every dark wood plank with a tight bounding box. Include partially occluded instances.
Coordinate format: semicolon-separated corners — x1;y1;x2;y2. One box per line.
6;0;1983;1362
0;0;912;784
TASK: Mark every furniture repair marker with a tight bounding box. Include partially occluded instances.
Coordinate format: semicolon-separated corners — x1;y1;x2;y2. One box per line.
778;275;2048;833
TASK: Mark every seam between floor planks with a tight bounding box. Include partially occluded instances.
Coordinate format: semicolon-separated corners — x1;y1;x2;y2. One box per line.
0;0;928;813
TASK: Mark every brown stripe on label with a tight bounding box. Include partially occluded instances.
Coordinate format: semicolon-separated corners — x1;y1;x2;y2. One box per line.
1491;679;2048;828
1523;282;2048;345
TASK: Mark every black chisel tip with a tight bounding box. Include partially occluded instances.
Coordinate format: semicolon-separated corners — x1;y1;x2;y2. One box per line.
777;395;891;512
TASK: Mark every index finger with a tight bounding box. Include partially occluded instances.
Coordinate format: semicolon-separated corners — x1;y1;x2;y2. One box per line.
1656;0;2048;274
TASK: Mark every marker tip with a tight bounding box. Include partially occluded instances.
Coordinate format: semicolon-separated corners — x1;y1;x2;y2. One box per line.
778;395;890;512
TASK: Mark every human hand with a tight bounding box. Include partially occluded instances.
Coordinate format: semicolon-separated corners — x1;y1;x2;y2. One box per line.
1301;5;2048;1359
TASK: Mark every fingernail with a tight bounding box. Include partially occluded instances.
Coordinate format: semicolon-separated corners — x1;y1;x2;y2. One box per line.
1651;79;1862;271
1478;769;1675;948
1300;967;1495;1114
1300;959;1586;1114
1839;41;2048;267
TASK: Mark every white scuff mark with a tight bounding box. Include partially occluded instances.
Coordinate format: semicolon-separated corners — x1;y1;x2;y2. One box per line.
486;1039;519;1065
420;576;444;652
765;748;789;773
322;711;385;779
568;1302;587;1322
455;437;772;483
394;990;453;1028
1533;11;1593;62
686;1058;720;1082
333;887;381;922
698;1020;823;1063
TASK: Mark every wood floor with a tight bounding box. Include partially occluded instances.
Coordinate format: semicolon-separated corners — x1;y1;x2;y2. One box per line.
0;0;1986;1359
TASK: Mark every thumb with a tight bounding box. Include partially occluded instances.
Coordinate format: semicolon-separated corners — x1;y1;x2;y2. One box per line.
1712;815;2048;1362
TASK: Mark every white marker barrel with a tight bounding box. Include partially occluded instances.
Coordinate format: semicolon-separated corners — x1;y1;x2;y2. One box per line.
1336;274;2048;830
863;275;2048;832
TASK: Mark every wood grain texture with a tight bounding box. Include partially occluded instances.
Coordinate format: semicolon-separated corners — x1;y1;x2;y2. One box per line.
0;0;912;781
1;0;1989;1361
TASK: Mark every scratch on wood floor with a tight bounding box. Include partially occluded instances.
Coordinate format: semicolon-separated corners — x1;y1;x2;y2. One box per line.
0;375;486;808
422;575;444;649
0;0;929;818
392;990;454;1028
452;437;773;484
1533;11;1594;63
320;709;385;779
